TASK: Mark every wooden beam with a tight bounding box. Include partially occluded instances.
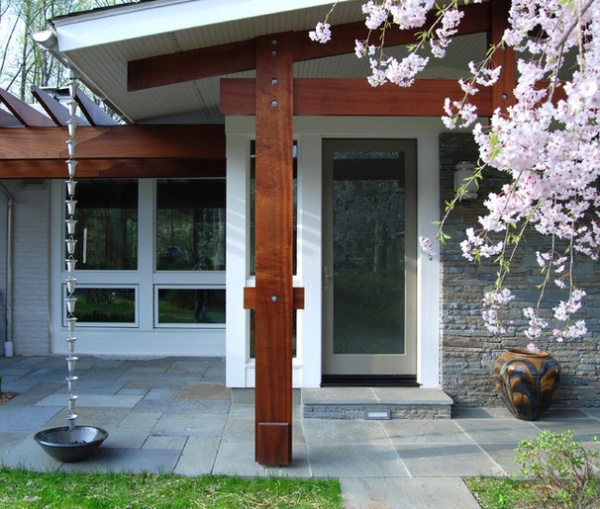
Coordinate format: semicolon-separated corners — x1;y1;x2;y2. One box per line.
127;2;490;91
221;78;494;117
0;124;225;160
252;32;295;467
128;40;256;91
0;158;225;179
0;88;56;127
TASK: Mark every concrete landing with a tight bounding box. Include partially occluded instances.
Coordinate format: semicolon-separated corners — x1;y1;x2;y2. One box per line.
302;387;453;419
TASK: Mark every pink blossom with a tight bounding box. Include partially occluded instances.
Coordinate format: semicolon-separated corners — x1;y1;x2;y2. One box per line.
419;236;435;259
309;22;331;44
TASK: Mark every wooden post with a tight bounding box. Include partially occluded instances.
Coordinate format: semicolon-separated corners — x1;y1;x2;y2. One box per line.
251;32;294;466
490;0;516;111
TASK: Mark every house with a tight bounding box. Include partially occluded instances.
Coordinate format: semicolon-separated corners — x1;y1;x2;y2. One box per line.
0;0;598;465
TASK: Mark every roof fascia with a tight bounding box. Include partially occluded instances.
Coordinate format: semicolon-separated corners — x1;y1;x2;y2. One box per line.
49;0;345;52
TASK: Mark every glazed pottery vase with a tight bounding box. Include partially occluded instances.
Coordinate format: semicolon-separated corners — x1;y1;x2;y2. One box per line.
493;348;561;421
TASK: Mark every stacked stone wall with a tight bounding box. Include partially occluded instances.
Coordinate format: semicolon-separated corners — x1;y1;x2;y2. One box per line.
439;133;600;408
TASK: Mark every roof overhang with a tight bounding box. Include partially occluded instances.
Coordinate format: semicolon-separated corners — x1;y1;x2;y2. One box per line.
35;0;489;124
50;0;344;51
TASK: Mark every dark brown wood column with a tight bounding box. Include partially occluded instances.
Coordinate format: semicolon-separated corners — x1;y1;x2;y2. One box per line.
490;0;516;110
247;32;296;466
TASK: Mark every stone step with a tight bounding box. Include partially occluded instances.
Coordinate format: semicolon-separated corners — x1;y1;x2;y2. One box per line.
302;387;453;420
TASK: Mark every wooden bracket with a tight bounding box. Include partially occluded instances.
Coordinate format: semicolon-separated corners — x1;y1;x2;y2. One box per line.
244;287;305;311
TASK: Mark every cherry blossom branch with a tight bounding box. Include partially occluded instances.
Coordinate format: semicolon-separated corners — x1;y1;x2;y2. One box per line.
311;0;600;345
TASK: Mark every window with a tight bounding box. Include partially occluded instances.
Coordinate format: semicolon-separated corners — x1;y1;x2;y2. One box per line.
72;180;138;270
62;178;226;331
156;179;226;271
65;287;137;326
156;288;225;326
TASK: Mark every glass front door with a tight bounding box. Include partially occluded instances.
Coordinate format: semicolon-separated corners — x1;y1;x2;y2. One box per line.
322;139;417;376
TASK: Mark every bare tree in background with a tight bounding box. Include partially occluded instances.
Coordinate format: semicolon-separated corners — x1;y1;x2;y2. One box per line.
0;0;132;102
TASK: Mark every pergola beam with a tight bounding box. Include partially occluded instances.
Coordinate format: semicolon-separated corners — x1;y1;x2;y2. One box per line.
0;158;225;179
0;125;225;160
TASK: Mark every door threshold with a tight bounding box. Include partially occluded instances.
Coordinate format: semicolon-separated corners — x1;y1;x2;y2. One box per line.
321;375;419;388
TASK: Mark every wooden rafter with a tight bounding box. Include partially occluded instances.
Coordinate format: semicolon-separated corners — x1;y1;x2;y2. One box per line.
32;86;91;127
127;2;490;92
75;89;118;126
0;87;55;127
0;109;22;128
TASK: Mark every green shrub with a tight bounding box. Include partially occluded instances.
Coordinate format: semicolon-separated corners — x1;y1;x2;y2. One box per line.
515;429;599;509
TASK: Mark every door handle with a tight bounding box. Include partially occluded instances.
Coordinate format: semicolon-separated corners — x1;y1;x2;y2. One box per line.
323;266;336;279
324;266;336;291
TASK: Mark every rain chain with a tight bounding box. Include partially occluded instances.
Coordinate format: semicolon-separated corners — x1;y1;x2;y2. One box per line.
64;71;80;432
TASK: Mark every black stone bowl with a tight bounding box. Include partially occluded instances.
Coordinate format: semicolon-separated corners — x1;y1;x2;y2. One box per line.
34;426;109;462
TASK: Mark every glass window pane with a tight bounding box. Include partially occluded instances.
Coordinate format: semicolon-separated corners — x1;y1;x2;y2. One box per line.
156;180;226;271
332;151;406;355
157;289;226;325
72;180;138;270
68;287;136;324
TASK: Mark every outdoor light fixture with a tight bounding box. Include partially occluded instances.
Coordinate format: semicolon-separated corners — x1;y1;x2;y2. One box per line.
453;161;478;199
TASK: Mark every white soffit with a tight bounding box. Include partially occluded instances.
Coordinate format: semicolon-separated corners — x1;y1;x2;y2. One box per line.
51;0;352;52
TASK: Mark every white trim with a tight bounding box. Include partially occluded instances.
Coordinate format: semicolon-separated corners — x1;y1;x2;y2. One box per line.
225;133;251;387
296;134;322;387
50;0;349;51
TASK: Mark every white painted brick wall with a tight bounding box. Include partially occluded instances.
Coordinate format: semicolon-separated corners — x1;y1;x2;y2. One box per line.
7;181;51;355
0;192;7;344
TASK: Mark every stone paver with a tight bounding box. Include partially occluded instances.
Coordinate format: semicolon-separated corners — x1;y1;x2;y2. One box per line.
340;478;481;509
1;355;599;509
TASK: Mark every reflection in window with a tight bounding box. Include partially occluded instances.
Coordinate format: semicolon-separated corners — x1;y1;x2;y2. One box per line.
68;287;136;324
156;180;226;271
72;181;138;270
157;289;225;325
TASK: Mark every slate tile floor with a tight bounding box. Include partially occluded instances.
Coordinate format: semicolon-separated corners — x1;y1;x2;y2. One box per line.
1;355;598;508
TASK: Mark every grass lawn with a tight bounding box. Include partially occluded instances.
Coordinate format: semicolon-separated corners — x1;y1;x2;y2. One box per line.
465;476;600;509
465;477;538;509
0;469;342;509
